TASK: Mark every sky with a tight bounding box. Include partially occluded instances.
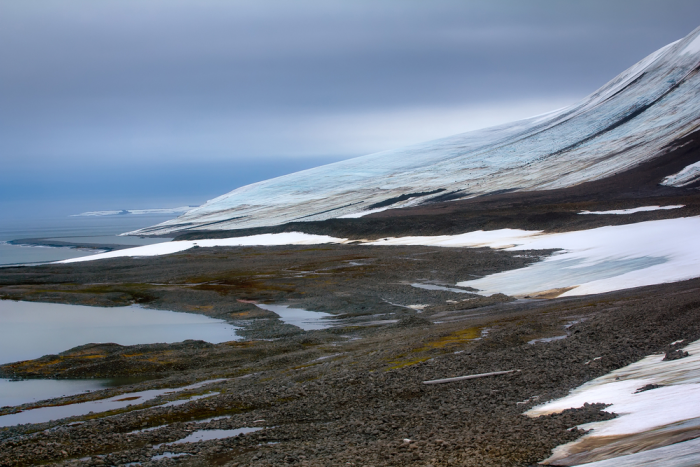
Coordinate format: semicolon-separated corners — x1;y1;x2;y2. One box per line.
1;0;700;221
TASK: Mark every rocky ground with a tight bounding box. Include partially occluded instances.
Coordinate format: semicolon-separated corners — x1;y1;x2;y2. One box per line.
1;243;700;466
0;244;548;341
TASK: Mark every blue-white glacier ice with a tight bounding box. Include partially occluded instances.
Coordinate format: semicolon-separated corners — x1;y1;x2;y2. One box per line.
132;27;700;236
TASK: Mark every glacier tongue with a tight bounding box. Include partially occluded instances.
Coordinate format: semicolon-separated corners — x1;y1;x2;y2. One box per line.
131;27;700;236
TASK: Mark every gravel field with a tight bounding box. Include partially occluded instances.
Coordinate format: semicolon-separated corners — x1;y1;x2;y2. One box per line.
1;243;700;466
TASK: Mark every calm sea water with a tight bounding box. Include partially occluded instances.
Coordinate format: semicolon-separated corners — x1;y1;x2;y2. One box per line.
0;214;176;266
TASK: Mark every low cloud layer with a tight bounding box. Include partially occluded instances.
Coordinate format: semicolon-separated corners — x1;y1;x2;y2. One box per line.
2;0;699;216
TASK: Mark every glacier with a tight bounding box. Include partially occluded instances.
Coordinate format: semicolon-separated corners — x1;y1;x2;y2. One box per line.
131;27;700;236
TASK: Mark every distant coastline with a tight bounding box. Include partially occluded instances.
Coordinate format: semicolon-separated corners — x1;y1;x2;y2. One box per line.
7;238;121;251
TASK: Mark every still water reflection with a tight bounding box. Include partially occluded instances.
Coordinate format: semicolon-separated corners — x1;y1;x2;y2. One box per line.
255;304;334;330
0;379;226;426
0;377;149;408
0;300;239;409
0;300;241;365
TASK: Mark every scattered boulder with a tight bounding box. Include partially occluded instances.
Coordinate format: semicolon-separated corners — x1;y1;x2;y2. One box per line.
395;315;433;328
635;383;664;393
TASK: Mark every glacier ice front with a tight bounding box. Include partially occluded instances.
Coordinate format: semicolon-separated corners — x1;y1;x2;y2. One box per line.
131;27;700;236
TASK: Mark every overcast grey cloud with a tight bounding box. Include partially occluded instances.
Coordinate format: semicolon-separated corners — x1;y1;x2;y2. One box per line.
1;0;700;218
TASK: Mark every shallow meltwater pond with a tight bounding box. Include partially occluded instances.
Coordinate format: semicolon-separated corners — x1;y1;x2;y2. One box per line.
0;300;240;410
0;378;148;408
0;300;241;365
255;304;334;330
0;379;227;427
157;427;262;447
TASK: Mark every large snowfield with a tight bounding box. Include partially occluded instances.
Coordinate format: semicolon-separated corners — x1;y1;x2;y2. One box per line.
62;216;700;299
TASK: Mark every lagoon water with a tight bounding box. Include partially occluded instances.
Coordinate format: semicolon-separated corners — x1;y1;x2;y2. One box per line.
0;300;240;409
0;378;227;426
0;213;241;415
0;300;241;365
163;427;263;445
0;378;146;408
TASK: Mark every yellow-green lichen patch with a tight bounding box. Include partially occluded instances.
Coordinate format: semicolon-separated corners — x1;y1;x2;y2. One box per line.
385;326;483;370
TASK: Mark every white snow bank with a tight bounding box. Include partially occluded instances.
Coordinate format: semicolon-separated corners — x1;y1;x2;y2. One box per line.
57;217;700;300
365;217;700;298
366;229;541;249
526;338;700;465
457;216;700;297
337;207;392;218
661;161;700;187
579;205;684;215
58;233;346;263
527;339;700;431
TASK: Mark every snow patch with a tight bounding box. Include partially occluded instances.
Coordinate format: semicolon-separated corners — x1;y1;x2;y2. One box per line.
337;207;391;218
358;217;700;298
573;437;700;467
366;229;541;249
661;161;700;187
457;216;700;297
579;205;684;215
526;338;700;465
58;232;346;264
